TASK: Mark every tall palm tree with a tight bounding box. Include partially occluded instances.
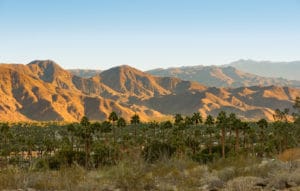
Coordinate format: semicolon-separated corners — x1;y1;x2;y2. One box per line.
257;118;268;155
109;111;119;144
67;123;77;151
228;113;236;139
117;117;126;142
148;121;159;138
205;115;215;155
117;117;126;128
161;120;172;142
242;122;250;150
217;111;228;159
80;116;92;169
233;118;242;153
130;113;140;140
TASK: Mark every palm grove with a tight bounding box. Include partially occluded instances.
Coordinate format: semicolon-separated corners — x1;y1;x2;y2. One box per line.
0;97;300;170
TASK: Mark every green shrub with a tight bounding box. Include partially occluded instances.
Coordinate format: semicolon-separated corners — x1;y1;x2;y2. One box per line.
191;145;230;164
93;144;119;167
142;141;176;163
48;156;61;170
32;158;48;171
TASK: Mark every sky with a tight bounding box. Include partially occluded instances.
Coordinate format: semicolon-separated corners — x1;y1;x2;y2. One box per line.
0;0;300;70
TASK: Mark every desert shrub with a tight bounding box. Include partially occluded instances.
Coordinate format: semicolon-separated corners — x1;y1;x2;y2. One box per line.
93;144;119;167
56;150;86;167
268;168;300;190
191;152;214;164
142;141;176;163
191;145;230;164
32;158;48;171
225;176;264;191
48;156;61;170
110;161;149;190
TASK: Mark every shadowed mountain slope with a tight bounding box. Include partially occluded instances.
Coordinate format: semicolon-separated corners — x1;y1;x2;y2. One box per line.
68;69;102;78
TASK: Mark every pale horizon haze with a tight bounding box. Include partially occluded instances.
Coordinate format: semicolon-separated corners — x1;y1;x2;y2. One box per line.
0;0;300;70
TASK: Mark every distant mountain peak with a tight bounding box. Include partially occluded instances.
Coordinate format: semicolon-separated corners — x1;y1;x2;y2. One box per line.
28;59;61;68
147;64;300;88
229;60;300;80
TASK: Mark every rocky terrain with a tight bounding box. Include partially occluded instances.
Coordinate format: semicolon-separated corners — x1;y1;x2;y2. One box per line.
1;60;300;121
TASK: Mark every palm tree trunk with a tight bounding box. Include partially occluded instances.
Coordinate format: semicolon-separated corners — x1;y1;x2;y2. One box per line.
209;132;212;155
235;128;239;153
221;127;226;158
134;124;137;140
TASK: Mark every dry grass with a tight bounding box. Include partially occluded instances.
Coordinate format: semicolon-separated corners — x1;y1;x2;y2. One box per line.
224;176;264;191
1;156;300;191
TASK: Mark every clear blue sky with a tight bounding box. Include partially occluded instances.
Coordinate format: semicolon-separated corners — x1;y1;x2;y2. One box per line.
0;0;299;70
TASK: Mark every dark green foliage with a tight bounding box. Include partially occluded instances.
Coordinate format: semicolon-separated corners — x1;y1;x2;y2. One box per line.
185;137;200;153
191;145;230;164
33;158;48;170
142;141;176;163
100;121;112;133
47;156;61;170
130;114;140;125
174;114;183;125
1;100;300;172
161;120;172;129
109;111;119;122
56;150;86;167
92;143;119;167
117;117;126;128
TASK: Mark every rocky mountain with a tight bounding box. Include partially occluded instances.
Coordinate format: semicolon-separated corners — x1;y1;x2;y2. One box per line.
0;60;299;122
229;59;300;81
147;65;300;88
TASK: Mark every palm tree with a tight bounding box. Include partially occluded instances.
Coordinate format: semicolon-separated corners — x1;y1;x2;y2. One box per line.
130;113;140;140
148;121;159;137
242;122;250;150
109;111;119;144
117;117;126;128
80;116;92;169
205;115;215;155
216;111;228;159
233;118;242;153
117;117;126;142
257;118;268;156
174;113;183;125
67;123;78;151
228;113;236;138
192;112;203;127
161;120;172;142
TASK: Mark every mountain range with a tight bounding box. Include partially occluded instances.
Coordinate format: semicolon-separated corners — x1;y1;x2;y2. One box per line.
68;61;300;88
229;59;300;81
0;60;299;122
147;65;300;88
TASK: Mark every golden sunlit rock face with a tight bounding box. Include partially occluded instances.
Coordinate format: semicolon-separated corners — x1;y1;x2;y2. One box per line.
0;60;299;122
